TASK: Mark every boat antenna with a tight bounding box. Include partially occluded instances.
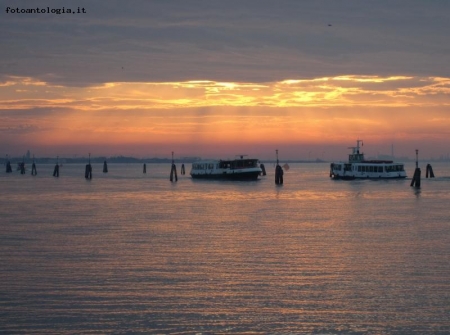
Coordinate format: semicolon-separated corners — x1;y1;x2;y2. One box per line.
357;139;363;153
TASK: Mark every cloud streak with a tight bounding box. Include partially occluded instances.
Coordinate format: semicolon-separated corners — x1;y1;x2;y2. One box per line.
1;74;449;158
1;75;449;110
2;1;450;86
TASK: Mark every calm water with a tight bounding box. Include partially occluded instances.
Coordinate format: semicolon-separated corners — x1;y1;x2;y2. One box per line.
1;162;449;334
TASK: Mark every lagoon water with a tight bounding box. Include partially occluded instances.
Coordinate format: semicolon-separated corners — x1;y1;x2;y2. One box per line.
1;162;450;334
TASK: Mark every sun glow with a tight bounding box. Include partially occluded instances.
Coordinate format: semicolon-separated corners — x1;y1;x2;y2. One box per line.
1;75;449;158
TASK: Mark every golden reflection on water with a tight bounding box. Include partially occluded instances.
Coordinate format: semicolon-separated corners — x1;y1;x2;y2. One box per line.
1;163;450;333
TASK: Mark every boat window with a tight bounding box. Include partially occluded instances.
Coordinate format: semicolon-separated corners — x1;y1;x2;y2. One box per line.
358;166;361;172
247;160;257;167
208;163;214;169
219;161;231;169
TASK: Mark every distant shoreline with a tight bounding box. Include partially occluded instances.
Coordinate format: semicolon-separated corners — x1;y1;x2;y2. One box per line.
2;157;449;164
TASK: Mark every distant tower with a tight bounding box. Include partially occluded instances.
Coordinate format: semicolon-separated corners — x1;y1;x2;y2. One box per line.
26;150;31;160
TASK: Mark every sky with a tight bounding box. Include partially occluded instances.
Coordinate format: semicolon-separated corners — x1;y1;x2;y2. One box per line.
1;0;450;160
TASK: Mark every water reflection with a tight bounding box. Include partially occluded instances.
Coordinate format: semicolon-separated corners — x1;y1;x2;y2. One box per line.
1;163;449;333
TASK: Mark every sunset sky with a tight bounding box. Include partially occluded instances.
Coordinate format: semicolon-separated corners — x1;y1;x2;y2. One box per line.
1;0;450;160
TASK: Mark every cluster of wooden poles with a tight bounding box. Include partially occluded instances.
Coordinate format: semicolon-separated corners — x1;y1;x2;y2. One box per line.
4;156;188;181
410;149;435;188
169;152;186;182
6;157;37;175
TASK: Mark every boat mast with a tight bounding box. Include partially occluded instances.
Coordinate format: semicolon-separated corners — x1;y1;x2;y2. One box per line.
355;139;363;154
348;139;364;163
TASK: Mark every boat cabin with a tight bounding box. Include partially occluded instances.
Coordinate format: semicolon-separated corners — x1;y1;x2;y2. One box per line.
332;163;405;173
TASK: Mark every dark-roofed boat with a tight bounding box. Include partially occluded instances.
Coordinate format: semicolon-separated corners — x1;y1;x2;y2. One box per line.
190;156;262;181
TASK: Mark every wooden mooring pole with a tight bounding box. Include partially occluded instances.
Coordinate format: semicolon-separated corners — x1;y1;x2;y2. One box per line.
410;149;421;188
53;156;59;177
275;149;283;185
426;164;435;178
170;151;178;182
85;153;92;180
19;156;25;175
6;155;12;173
31;155;37;176
260;163;266;176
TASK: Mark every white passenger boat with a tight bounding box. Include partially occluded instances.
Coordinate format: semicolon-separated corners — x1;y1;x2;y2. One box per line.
190;156;262;180
330;140;407;180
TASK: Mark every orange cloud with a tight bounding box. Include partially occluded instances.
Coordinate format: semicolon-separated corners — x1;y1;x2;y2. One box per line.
1;75;449;158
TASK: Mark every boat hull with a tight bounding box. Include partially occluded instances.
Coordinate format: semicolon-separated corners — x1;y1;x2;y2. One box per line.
331;174;406;180
191;170;261;181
